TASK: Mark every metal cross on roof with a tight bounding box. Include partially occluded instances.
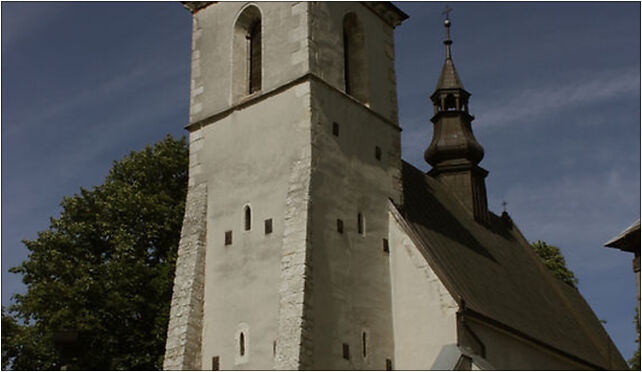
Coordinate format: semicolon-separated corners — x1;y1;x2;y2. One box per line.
442;5;453;20
501;200;508;212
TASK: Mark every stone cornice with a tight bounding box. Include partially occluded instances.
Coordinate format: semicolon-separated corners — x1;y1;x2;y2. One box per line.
181;1;216;14
185;73;402;133
182;2;408;27
361;2;409;28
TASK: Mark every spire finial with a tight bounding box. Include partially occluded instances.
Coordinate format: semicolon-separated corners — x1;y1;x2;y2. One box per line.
442;5;453;59
442;5;453;20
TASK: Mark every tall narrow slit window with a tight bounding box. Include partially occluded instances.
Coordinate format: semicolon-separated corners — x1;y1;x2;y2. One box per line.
332;121;340;136
239;332;246;357
233;6;262;101
342;13;369;104
244;205;252;231
362;331;367;358
358;213;365;236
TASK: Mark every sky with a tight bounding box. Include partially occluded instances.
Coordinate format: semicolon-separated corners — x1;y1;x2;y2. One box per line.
2;1;640;362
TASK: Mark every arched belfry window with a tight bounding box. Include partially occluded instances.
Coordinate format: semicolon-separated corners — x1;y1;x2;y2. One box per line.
233;6;262;101
342;13;369;104
248;21;261;94
244;205;252;231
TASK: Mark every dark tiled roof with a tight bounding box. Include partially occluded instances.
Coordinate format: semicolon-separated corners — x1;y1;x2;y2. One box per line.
395;160;627;369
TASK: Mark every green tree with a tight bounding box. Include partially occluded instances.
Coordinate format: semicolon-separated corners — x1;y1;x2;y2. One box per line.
531;240;578;288
3;135;188;370
630;307;640;370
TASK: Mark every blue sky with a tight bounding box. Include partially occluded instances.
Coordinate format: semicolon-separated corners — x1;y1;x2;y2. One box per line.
2;1;640;361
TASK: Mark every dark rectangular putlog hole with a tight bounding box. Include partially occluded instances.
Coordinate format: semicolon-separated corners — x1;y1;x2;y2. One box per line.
212;356;219;370
332;122;339;136
225;231;232;245
375;146;382;161
383;238;389;253
337;219;344;234
265;218;273;234
342;343;350;360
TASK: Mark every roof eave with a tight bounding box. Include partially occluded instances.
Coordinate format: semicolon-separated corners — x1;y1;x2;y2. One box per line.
604;219;640;252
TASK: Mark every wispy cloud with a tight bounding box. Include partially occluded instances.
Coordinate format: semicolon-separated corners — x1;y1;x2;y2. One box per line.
1;3;69;52
474;67;640;128
496;163;640;273
3;61;185;139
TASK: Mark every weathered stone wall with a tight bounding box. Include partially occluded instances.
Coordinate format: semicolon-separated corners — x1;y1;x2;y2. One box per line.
163;182;208;370
274;150;314;370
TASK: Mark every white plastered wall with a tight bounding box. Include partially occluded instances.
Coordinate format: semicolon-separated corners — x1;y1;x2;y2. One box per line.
306;78;401;370
388;212;459;370
198;82;312;370
464;319;593;370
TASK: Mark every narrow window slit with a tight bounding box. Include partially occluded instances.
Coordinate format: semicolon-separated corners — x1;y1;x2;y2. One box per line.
383;238;389;253
337;219;344;234
239;332;245;357
244;206;251;231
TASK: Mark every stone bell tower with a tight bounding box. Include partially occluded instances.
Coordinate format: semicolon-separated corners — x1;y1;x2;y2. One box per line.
424;16;489;225
164;2;407;370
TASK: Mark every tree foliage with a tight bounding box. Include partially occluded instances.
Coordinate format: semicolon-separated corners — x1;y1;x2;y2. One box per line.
531;240;578;288
3;135;188;370
630;307;641;370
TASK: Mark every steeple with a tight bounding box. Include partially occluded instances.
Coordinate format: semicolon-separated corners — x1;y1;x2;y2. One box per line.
435;15;464;91
424;11;490;224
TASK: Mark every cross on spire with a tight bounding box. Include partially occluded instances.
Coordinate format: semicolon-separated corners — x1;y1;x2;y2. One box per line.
442;5;453;20
441;5;454;59
501;201;508;212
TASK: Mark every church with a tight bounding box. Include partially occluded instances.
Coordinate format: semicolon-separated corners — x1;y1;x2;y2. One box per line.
163;2;628;370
